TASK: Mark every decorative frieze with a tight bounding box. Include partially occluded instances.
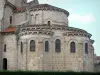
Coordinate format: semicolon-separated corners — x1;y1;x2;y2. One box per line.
63;31;91;38
15;24;92;38
29;4;69;17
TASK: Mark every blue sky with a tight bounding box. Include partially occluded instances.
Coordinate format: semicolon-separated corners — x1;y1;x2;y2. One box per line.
28;0;99;56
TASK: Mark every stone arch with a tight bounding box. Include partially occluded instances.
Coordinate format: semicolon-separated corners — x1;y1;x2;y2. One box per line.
27;37;38;52
47;21;51;26
30;40;36;52
55;39;61;52
68;39;78;53
83;40;89;54
70;42;76;53
45;41;49;52
85;43;88;54
53;36;63;53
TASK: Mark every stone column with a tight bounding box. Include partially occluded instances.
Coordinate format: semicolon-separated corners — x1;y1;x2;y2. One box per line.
37;38;44;71
78;42;84;71
22;40;27;70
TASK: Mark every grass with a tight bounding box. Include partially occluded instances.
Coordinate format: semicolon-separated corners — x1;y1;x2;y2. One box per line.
0;70;99;75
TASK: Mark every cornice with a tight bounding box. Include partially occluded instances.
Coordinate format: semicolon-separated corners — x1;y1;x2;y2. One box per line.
16;24;92;38
29;4;69;17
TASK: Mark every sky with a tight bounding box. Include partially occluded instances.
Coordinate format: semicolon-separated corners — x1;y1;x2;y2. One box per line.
28;0;99;56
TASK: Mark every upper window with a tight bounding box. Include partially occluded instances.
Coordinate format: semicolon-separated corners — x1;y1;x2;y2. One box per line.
45;41;49;52
85;43;88;54
4;44;6;52
55;39;61;52
48;21;50;26
21;42;23;53
30;40;35;52
70;42;76;53
10;16;12;24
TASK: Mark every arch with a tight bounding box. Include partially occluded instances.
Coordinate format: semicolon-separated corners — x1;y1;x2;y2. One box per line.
3;58;7;70
45;41;49;52
4;44;6;52
55;39;61;52
85;43;88;54
10;16;12;24
70;42;76;53
48;21;51;26
21;42;23;53
30;40;35;51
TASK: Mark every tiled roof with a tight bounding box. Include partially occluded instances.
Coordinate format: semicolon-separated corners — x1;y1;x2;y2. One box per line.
2;27;16;33
16;7;25;11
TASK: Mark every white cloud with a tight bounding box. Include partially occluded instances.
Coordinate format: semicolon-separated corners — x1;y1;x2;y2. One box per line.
67;8;73;12
38;0;52;4
68;13;95;24
28;0;53;4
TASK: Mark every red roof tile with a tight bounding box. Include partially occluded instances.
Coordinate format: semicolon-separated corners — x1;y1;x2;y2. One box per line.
2;27;16;33
16;7;25;11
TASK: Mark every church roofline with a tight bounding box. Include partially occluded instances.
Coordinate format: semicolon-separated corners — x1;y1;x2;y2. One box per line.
5;0;16;10
30;4;69;17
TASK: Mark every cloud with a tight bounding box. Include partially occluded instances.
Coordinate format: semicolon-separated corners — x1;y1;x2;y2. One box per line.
38;0;52;4
68;13;95;24
67;8;73;12
28;0;53;4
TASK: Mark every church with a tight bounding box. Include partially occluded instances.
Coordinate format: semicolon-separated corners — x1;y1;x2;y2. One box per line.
0;0;95;72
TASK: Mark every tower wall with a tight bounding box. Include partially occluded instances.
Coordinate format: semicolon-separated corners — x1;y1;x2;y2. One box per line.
1;34;17;70
30;10;68;26
0;0;5;31
3;5;14;30
8;0;27;7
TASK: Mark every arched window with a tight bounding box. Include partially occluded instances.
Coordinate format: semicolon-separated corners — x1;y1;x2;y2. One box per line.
85;43;88;54
3;58;7;70
70;42;76;53
48;21;50;26
10;16;12;24
45;41;49;52
30;40;35;51
55;39;61;52
21;42;23;53
4;44;6;52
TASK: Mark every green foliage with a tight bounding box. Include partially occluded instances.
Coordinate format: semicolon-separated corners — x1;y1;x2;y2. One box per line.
0;71;99;75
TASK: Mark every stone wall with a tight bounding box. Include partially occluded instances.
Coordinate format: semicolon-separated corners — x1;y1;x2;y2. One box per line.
14;12;26;25
1;34;17;70
3;5;13;30
16;30;94;72
0;0;5;31
0;34;3;70
30;10;68;26
8;0;26;7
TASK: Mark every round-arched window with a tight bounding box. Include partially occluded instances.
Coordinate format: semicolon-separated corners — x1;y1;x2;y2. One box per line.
55;39;61;52
70;42;76;53
30;40;35;52
85;43;88;54
45;41;49;52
